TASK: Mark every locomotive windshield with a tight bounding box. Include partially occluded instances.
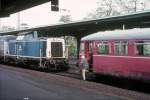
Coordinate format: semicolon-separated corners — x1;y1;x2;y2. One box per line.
51;42;63;57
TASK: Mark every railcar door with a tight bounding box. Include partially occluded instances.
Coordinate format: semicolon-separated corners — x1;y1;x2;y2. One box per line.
85;41;93;71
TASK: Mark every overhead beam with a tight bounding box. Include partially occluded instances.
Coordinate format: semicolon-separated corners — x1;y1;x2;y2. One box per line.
0;0;1;12
0;0;59;17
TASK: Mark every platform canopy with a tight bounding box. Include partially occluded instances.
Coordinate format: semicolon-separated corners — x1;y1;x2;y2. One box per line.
0;10;150;38
0;0;59;17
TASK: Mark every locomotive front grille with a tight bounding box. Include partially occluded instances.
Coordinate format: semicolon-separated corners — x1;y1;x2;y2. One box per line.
51;42;63;57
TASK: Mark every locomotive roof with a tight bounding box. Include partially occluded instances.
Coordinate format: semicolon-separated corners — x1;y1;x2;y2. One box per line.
18;31;37;35
81;28;150;41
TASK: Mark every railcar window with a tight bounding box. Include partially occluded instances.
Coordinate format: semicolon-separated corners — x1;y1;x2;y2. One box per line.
114;41;128;55
135;41;150;56
96;41;109;54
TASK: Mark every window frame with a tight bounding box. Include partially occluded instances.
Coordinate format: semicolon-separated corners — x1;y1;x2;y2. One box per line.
96;41;109;55
134;40;150;56
114;40;128;56
51;42;63;57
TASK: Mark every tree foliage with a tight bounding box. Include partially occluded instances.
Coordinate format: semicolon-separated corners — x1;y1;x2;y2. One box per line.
0;26;15;32
59;15;72;23
84;0;148;20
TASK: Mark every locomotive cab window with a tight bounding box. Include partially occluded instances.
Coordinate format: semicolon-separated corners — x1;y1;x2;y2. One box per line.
96;41;109;54
135;41;150;56
51;42;63;57
114;41;128;55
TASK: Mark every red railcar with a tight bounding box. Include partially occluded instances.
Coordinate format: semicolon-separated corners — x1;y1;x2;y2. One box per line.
80;28;150;81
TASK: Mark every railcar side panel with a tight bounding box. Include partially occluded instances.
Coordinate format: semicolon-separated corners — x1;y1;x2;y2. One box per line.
93;55;150;80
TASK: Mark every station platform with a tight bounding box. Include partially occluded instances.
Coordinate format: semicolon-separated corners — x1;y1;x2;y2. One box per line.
0;64;149;100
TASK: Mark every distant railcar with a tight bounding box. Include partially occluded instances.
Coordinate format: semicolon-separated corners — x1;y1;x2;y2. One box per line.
0;31;68;71
80;28;150;81
0;35;16;62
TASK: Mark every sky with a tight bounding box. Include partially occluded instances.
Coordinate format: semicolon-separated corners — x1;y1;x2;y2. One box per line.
0;0;99;29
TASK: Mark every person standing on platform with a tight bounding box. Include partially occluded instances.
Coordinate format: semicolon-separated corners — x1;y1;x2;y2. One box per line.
80;55;89;80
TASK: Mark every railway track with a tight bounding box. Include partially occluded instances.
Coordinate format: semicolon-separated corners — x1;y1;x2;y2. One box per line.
54;70;150;94
55;72;81;79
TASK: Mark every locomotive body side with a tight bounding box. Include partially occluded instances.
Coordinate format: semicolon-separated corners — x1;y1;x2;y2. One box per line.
0;31;68;71
80;28;150;81
6;37;68;70
8;39;47;58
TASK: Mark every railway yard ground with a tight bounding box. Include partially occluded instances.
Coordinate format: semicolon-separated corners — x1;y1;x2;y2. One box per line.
0;64;150;100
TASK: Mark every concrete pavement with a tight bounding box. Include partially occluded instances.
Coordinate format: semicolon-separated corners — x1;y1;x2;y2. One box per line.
0;65;125;100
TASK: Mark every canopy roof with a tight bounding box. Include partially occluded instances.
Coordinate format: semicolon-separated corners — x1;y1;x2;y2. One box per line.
0;10;150;39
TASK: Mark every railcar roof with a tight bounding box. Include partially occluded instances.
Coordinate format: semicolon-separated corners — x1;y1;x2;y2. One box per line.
81;28;150;41
0;35;16;40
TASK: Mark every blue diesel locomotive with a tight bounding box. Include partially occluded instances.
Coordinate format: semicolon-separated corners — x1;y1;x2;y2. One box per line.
0;31;68;70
